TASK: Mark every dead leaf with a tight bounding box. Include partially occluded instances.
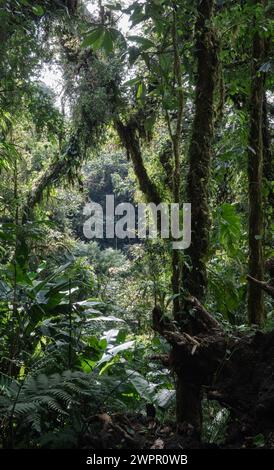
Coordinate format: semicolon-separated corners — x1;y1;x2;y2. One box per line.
151;438;164;449
98;413;112;431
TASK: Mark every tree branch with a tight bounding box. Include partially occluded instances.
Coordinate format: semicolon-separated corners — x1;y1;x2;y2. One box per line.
247;274;274;299
115;119;161;206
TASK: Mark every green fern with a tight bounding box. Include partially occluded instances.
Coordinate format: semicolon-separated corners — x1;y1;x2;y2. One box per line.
0;370;93;432
8;402;37;416
0;367;125;447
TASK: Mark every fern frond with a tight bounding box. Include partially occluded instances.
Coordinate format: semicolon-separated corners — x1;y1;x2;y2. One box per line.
9;402;37;416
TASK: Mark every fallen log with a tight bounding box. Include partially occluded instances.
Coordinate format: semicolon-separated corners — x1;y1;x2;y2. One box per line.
152;299;274;445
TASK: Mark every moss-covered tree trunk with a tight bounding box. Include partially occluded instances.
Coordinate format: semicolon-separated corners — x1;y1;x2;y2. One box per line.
173;0;218;435
262;94;273;260
170;8;184;322
183;0;218;302
247;5;265;326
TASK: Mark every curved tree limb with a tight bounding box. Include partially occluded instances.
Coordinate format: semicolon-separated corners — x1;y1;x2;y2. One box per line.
115;119;161;206
247;274;274;299
22;158;67;223
21;134;81;223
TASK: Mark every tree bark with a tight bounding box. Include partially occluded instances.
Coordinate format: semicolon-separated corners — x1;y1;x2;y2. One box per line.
262;94;274;251
247;3;265;326
183;0;218;301
170;0;218;432
170;7;184;322
176;380;202;437
115;119;161;206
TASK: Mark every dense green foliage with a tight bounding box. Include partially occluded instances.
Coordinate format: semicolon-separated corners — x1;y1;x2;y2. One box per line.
0;0;273;449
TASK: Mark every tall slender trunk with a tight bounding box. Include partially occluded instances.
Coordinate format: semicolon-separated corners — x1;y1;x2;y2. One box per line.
176;0;218;433
183;0;218;302
170;8;184;322
262;94;273;251
247;4;265;326
10;155;19;377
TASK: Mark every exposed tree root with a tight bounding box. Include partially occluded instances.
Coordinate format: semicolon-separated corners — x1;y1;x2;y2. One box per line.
152;298;274;445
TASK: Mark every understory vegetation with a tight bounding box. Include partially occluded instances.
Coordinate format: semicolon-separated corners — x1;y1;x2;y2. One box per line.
0;0;273;449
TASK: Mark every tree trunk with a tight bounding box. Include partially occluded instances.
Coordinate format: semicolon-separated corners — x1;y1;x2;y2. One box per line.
247;3;265;326
170;7;184;321
183;0;218;301
262;94;274;251
171;0;218;435
176;380;202;437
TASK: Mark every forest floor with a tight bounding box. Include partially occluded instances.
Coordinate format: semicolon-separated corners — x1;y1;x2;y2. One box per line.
81;411;274;449
78;329;274;450
81;412;206;449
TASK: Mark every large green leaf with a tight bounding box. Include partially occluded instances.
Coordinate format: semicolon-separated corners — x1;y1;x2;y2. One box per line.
82;27;105;50
127;36;155;50
154;388;175;408
96;340;135;366
126;370;157;402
